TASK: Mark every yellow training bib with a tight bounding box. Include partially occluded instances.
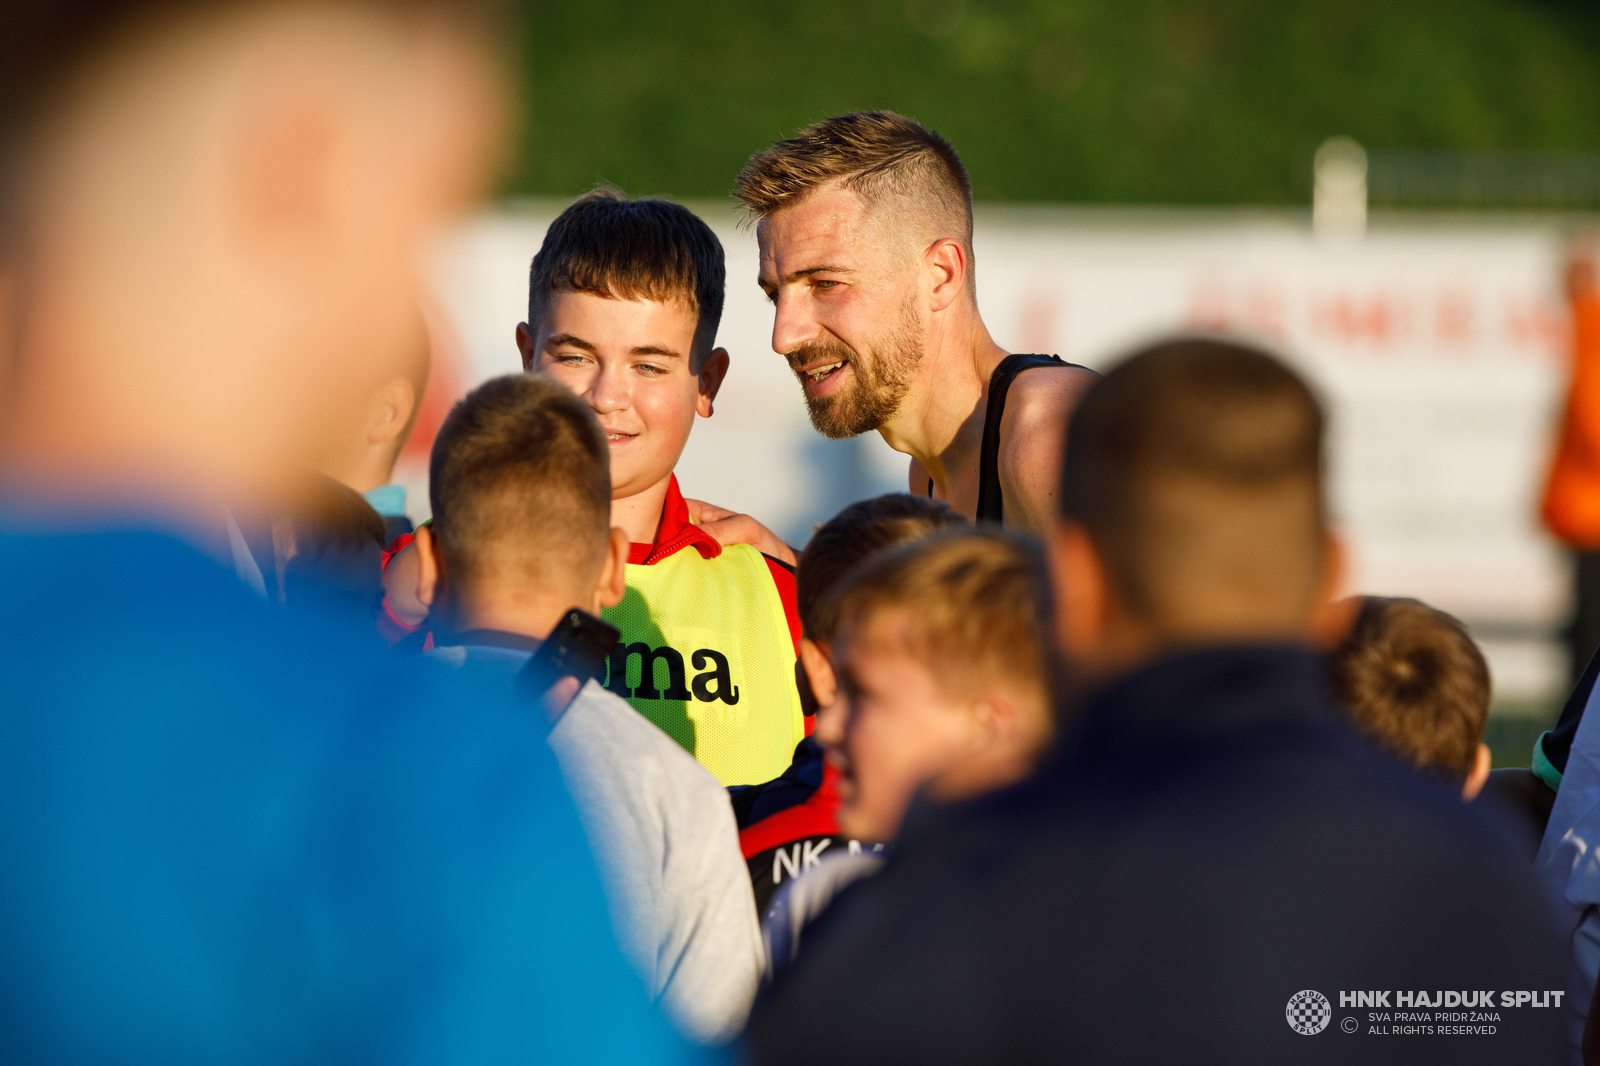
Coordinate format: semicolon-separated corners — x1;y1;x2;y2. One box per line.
601;543;804;786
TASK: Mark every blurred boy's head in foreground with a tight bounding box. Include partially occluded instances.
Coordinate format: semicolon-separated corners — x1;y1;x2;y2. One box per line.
515;189;730;512
0;0;504;506
824;528;1053;843
1332;595;1493;800
320;331;432;496
412;374;628;641
1053;337;1340;679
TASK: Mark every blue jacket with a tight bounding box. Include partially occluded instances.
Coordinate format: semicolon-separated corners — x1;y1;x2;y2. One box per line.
0;522;703;1066
747;645;1564;1065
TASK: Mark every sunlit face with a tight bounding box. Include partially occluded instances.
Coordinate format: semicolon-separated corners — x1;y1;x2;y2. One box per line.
524;291;710;501
757;184;925;439
831;612;981;843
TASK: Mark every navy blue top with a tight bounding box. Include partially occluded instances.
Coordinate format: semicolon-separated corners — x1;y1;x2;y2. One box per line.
0;520;703;1066
746;645;1564;1065
730;738;829;829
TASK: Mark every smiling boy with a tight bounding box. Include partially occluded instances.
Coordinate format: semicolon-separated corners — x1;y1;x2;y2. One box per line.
387;192;804;786
510;191;805;787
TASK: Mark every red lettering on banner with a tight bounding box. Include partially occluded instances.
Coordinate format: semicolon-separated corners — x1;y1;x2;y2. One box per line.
1503;294;1566;358
1310;290;1414;349
1433;287;1476;349
1185;280;1230;332
1243;283;1287;340
1185;279;1286;340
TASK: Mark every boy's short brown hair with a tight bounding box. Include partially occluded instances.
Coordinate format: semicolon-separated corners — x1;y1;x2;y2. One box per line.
428;373;609;592
826;528;1049;702
1060;337;1326;627
527;187;725;366
798;493;966;644
1332;596;1491;781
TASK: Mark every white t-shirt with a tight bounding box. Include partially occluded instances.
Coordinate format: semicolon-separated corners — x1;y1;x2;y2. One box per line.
428;643;763;1044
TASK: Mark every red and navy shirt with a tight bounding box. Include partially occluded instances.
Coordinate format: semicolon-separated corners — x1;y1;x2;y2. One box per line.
730;738;886;914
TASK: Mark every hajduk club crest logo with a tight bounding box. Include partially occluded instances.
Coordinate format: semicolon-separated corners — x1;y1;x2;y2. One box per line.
1286;990;1332;1035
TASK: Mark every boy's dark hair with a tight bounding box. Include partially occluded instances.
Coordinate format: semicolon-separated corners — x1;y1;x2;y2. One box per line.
291;474;389;556
429;374;609;591
279;474;388;620
1059;337;1326;625
527;187;726;366
1332;596;1491;782
827;528;1050;703
798;493;966;643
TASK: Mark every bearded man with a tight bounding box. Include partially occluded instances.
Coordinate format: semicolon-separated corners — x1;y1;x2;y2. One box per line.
690;111;1096;558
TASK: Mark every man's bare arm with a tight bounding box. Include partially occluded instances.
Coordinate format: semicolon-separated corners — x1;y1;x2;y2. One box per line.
682;499;799;567
997;366;1099;535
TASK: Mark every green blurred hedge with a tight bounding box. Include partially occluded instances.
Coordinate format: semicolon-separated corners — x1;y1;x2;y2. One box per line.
510;0;1600;204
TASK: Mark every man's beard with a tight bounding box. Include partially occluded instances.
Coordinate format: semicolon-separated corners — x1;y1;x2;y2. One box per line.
787;300;925;440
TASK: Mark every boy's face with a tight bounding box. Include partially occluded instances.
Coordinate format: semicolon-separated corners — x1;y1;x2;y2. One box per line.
519;291;722;502
831;612;986;843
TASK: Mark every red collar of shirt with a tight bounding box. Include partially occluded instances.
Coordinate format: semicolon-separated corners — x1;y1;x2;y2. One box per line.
629;475;723;565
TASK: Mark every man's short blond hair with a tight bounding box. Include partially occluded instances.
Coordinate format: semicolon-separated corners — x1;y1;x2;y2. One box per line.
827;528;1049;702
734;111;974;281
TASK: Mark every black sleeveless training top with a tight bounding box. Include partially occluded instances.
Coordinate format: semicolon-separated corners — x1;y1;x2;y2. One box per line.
927;353;1095;523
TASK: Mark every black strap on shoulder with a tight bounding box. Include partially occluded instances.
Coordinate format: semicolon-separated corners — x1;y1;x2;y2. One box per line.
976;353;1089;523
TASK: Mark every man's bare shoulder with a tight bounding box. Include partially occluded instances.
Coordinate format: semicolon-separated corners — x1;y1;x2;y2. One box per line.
996;363;1099;533
1006;363;1099;417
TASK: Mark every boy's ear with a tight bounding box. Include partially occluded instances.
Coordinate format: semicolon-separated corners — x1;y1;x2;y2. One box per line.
1048;521;1109;661
1048;519;1158;675
1306;532;1349;644
968;694;1011;746
413;524;443;609
594;527;629;611
515;322;536;372
799;637;837;708
1311;593;1363;651
696;347;730;418
1462;742;1492;802
368;377;416;447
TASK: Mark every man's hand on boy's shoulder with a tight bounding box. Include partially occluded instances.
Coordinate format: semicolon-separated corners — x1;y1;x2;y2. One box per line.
684;499;799;568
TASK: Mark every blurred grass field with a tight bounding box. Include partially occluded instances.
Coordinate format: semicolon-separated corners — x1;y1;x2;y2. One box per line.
1488;700;1559;769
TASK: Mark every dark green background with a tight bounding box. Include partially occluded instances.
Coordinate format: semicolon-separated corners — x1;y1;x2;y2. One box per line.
510;0;1600;205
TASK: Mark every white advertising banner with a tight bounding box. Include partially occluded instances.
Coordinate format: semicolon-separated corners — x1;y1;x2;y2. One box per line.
426;204;1575;699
